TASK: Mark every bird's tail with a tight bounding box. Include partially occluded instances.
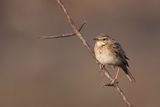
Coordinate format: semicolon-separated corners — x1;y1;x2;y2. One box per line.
126;70;136;82
121;65;136;82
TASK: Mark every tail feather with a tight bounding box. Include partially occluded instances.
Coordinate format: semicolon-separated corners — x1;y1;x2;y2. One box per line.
126;70;136;82
120;64;135;82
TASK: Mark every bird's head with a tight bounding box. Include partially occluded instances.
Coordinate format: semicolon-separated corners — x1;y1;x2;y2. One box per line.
93;34;111;46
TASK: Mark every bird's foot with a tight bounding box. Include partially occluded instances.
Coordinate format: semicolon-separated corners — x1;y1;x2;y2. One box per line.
104;79;119;86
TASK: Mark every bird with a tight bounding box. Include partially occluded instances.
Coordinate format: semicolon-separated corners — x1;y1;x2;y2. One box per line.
94;34;135;84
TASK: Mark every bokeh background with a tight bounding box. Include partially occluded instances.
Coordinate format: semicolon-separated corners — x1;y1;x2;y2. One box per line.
1;0;160;107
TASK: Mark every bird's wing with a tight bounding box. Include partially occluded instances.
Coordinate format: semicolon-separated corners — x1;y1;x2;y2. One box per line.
112;41;135;82
112;41;129;67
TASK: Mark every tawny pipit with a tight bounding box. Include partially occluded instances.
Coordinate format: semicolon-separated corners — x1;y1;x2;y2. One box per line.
94;34;135;84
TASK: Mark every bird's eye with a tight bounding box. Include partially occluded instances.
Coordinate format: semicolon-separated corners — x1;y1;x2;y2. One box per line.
103;38;106;40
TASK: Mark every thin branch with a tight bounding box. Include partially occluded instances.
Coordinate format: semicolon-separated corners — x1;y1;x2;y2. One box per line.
57;0;95;58
41;33;75;39
41;21;86;39
78;21;86;31
103;68;132;107
56;0;133;107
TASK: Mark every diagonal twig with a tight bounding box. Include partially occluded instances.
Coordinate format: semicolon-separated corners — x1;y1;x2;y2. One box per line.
103;67;132;107
57;0;95;58
41;22;86;39
55;0;133;107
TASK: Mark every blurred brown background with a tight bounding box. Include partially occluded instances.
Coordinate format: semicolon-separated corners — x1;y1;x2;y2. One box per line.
0;0;160;107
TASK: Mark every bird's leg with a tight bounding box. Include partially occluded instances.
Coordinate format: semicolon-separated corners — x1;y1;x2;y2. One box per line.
105;67;119;86
99;64;105;71
111;67;120;84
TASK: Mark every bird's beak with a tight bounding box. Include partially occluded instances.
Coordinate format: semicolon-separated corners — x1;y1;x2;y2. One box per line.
93;37;98;40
